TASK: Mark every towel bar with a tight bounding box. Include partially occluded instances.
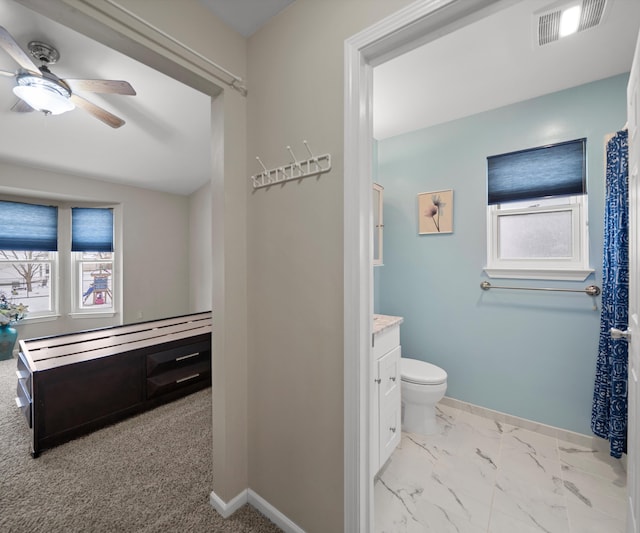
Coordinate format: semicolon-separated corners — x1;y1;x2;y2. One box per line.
480;281;600;296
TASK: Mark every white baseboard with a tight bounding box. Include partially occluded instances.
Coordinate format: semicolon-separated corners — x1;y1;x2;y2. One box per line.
248;489;305;533
209;487;305;532
440;396;598;448
209;488;248;518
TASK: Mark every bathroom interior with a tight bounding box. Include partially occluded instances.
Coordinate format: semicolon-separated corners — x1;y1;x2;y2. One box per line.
370;1;638;531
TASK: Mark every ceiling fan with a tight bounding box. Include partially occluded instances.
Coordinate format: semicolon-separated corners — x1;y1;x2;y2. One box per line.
0;25;135;128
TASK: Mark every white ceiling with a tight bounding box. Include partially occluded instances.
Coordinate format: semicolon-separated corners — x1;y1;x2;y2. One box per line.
0;0;211;196
199;0;295;37
0;0;638;196
374;0;640;139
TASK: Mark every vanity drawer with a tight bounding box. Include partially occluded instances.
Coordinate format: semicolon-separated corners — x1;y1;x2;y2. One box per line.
146;360;211;399
146;341;210;377
373;325;400;359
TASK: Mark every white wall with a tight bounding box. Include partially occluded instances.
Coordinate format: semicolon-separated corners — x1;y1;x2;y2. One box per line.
189;182;212;312
0;160;192;341
246;2;414;530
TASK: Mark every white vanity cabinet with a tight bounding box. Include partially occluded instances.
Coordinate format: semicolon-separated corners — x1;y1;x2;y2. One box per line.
372;315;402;474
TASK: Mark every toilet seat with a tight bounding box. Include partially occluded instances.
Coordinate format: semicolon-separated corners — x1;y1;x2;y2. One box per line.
401;358;447;385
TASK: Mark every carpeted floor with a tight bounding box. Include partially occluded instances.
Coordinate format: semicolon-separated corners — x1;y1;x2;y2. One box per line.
0;357;282;533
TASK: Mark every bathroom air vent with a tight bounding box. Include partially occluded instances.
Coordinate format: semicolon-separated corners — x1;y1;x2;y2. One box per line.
535;0;609;46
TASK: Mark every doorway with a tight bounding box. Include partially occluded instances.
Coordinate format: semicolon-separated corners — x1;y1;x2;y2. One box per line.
345;0;639;530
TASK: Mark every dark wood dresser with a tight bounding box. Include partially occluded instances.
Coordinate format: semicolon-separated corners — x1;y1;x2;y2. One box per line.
15;312;212;457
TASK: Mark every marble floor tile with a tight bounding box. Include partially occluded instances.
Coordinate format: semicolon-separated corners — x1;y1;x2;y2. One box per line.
558;441;627;481
487;508;550;533
566;502;627;533
561;463;627;518
491;476;570;533
375;403;628;533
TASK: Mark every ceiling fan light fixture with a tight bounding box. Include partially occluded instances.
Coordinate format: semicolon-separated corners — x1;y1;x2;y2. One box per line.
13;74;75;115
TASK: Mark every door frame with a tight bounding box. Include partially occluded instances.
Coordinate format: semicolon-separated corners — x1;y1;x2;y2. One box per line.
343;0;518;530
626;28;640;533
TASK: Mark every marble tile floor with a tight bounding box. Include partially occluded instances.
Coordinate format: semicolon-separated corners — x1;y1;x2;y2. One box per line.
375;403;627;533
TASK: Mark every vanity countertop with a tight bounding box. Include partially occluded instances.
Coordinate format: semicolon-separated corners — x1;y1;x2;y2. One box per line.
373;314;404;336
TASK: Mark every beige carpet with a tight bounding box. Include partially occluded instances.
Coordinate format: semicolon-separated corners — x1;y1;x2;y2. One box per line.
0;357;282;533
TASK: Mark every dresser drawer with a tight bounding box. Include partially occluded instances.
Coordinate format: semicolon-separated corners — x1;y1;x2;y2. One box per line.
17;352;32;397
15;378;32;428
146;360;210;399
146;341;210;377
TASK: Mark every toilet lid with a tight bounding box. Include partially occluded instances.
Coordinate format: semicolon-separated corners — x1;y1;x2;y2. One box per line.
401;358;447;385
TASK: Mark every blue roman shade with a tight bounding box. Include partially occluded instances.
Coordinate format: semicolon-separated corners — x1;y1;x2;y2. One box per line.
0;200;58;251
71;207;114;252
487;138;586;205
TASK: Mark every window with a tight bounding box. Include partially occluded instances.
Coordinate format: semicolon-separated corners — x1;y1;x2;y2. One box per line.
485;139;593;280
0;199;118;321
71;208;115;314
0;201;58;318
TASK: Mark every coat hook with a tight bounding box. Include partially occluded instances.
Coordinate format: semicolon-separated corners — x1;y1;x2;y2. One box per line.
256;156;268;173
304;140;320;170
286;145;300;165
287;145;304;175
303;140;314;158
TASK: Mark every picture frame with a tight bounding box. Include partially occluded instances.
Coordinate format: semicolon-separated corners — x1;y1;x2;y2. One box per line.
418;189;453;234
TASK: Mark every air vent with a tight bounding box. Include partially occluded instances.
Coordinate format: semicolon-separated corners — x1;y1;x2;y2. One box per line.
535;0;609;46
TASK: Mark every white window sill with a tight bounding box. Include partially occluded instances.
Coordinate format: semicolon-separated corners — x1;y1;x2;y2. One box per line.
21;315;61;325
69;311;117;319
483;267;594;282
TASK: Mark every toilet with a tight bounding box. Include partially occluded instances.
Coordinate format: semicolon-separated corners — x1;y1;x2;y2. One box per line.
400;357;448;435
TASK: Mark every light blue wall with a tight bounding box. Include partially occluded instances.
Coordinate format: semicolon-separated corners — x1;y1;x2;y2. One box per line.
376;74;628;435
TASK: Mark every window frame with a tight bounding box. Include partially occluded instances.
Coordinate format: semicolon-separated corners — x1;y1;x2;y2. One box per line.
485;194;593;281
69;205;119;319
0;196;121;322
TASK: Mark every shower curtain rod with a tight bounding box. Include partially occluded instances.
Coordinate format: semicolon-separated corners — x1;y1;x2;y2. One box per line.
480;281;600;296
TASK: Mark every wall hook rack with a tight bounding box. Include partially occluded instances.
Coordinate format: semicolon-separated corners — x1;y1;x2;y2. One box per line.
250;141;332;189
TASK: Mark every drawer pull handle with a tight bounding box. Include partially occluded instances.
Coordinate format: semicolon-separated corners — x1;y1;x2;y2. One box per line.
374;378;381;384
176;352;199;362
389;376;396;382
176;373;200;384
390;427;396;433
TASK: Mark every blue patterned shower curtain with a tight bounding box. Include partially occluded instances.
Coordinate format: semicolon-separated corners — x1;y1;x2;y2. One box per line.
591;129;629;458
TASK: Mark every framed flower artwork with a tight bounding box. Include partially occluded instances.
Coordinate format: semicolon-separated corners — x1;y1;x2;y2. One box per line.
418;189;453;234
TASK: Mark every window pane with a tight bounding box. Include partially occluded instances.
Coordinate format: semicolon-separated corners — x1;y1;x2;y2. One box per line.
498;210;573;259
0;253;52;314
80;262;113;309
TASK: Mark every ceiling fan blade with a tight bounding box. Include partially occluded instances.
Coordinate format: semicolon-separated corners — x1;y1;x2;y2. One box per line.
0;26;40;73
0;69;15;78
11;99;34;113
70;94;125;128
64;78;136;95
